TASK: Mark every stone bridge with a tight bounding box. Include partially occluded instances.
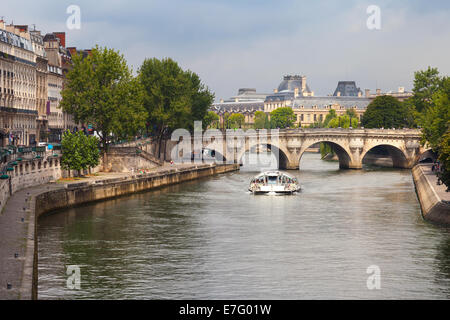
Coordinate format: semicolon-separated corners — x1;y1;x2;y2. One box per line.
171;128;428;170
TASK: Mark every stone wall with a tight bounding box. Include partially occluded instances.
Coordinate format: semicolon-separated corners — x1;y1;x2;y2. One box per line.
412;165;450;225
0;155;63;213
103;147;159;172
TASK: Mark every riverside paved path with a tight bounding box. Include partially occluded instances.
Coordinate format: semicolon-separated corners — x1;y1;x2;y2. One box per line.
421;164;450;203
0;163;203;299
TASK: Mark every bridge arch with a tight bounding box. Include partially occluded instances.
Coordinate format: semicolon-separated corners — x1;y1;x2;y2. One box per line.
237;142;291;170
202;148;227;163
417;148;436;163
361;144;409;168
299;140;353;169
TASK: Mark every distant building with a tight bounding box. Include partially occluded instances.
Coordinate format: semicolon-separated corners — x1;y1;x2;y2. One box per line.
0;22;38;146
333;81;362;97
0;18;80;146
364;87;413;101
264;76;369;126
210;74;413;128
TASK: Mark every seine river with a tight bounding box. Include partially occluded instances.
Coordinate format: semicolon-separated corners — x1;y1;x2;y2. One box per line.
37;153;450;299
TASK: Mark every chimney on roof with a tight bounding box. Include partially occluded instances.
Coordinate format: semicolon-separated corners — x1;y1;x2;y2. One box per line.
365;89;370;97
376;89;381;95
53;32;66;47
398;87;405;93
358;91;362;97
67;47;77;56
301;76;306;91
294;87;299;98
336;91;341;97
274;89;278;93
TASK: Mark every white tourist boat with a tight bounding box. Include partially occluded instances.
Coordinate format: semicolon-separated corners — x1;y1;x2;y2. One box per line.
248;171;301;195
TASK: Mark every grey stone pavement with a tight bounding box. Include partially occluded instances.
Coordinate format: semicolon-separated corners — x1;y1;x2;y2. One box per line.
0;162;200;299
420;163;450;202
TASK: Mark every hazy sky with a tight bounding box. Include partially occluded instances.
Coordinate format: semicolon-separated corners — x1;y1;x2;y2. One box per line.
2;0;449;101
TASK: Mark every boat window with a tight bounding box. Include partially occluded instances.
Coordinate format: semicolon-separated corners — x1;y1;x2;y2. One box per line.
268;176;278;185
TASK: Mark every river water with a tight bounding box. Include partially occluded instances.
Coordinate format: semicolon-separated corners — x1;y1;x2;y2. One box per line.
37;153;450;299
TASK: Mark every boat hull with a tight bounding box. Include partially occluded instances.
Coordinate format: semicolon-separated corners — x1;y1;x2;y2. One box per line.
251;190;298;195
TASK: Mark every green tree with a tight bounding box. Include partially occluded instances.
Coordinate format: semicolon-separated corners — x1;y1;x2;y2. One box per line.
60;46;147;154
323;109;337;127
254;111;267;129
228;113;245;129
345;108;358;122
412;69;449;188
270;107;296;129
84;134;100;174
61;130;81;177
203;111;220;129
411;67;444;113
362;96;411;129
223;112;230;129
61;131;100;176
328;115;358;128
438;131;450;190
139;57;214;158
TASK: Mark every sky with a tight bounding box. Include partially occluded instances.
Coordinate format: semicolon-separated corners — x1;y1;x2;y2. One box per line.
2;0;450;101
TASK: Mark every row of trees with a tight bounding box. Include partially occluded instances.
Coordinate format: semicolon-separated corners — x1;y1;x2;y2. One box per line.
60;46;214;158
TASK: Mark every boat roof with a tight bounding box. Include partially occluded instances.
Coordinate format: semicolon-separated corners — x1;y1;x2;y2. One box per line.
253;171;295;179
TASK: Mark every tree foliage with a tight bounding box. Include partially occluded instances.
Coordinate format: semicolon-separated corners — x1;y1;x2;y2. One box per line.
228;113;245;129
412;67;449;188
411;67;444;113
270;107;296;129
323;109;337;127
204;111;220;129
61;131;100;176
60;46;147;152
139;57;214;135
328;115;358;128
362;96;411;129
419;76;450;151
254;111;267;129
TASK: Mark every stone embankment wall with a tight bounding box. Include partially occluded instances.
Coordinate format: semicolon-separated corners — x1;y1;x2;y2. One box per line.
412;165;450;225
35;164;238;217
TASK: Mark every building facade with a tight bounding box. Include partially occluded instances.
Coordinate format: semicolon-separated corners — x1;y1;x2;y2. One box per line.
0;19;78;147
0;22;38;146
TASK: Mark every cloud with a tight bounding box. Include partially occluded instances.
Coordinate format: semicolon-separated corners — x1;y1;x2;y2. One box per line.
1;0;449;101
